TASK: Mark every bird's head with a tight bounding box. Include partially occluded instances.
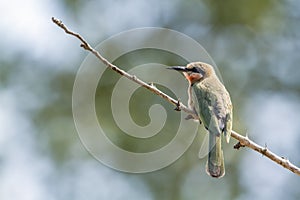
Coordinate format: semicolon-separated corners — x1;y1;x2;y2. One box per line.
168;62;215;84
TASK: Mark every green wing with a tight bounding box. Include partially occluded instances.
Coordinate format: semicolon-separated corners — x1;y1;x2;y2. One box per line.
192;85;222;136
192;81;233;142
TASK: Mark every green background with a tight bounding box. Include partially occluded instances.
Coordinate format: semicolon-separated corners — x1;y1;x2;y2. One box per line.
1;0;300;200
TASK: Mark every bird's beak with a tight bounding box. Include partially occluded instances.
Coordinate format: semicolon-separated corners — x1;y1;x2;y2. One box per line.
167;66;189;72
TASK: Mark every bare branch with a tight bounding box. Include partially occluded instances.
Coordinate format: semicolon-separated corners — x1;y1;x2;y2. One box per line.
51;17;198;119
231;131;300;175
52;17;300;176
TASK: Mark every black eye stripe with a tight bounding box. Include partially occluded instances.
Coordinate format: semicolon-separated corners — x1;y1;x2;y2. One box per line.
191;67;198;73
190;66;204;74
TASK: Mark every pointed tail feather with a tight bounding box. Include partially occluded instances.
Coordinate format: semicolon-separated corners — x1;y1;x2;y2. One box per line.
206;132;225;178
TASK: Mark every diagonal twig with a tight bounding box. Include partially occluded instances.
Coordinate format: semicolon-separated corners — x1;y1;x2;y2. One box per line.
51;17;198;120
51;17;300;176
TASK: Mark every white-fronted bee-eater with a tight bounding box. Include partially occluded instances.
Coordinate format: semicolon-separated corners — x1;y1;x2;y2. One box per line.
169;62;233;178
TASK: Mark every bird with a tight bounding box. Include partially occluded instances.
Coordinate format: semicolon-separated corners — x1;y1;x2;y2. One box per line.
168;62;233;178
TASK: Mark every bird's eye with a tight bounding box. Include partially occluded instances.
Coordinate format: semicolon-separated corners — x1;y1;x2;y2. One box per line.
191;67;198;73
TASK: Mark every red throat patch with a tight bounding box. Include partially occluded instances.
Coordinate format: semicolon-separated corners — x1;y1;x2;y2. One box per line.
183;72;202;84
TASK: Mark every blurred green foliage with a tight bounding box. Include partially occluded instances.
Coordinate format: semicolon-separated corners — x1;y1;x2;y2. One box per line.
1;0;300;200
204;0;277;28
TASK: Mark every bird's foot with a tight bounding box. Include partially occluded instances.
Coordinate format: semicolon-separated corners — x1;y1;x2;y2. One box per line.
185;114;194;120
185;114;202;124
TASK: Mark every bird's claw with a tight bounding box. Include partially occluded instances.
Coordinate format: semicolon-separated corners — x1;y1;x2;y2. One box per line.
185;115;194;120
185;114;202;124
